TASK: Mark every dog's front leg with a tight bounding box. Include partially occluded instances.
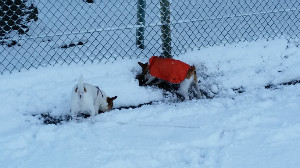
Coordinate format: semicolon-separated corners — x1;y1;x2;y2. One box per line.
88;108;97;123
93;105;99;116
152;79;163;85
89;104;99;118
145;76;156;85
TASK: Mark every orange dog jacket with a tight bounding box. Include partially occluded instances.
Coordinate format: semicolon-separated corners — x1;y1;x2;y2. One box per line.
148;56;191;83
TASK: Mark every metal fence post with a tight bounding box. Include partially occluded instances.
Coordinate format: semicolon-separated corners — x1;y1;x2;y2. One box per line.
136;0;146;49
160;0;172;58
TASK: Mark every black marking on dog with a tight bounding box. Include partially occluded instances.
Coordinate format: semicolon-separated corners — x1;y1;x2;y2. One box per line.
96;86;103;97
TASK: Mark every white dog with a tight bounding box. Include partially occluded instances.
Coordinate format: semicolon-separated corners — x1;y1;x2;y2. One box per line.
70;76;117;118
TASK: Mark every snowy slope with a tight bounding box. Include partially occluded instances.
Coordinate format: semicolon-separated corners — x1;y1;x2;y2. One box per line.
0;38;300;168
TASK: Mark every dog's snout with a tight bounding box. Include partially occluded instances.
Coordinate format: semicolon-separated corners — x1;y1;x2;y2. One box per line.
80;95;82;99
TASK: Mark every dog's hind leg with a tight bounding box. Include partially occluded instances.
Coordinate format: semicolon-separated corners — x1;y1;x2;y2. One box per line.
191;70;201;99
191;81;201;99
70;103;79;119
178;77;193;100
178;66;197;100
89;102;98;116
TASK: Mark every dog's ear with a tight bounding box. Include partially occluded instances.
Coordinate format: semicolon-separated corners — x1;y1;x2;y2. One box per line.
107;96;117;110
138;62;147;67
138;62;149;74
108;96;117;101
138;62;143;67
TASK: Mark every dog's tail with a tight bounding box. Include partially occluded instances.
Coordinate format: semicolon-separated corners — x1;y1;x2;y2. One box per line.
79;75;84;86
76;75;86;99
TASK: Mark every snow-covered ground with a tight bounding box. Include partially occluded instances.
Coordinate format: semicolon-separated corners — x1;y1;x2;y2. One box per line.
1;38;300;168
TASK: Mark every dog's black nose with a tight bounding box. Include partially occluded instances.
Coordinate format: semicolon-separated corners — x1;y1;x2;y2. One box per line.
80;95;82;99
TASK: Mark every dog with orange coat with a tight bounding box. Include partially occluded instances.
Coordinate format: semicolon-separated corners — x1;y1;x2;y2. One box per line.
138;56;201;100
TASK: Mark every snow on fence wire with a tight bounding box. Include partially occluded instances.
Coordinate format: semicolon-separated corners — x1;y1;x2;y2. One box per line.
1;0;300;74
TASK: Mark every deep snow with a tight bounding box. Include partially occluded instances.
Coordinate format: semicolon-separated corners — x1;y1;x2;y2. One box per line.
0;38;300;168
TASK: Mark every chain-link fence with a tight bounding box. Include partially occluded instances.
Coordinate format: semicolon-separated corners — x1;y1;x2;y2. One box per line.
1;0;299;74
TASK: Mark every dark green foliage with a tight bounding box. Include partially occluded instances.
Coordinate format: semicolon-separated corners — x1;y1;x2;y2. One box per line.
86;0;94;3
60;41;88;49
0;0;38;41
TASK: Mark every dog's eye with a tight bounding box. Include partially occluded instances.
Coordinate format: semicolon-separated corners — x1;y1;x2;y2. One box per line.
75;87;78;92
84;87;87;92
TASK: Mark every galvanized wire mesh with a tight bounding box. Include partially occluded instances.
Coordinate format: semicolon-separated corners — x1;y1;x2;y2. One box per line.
1;0;299;74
